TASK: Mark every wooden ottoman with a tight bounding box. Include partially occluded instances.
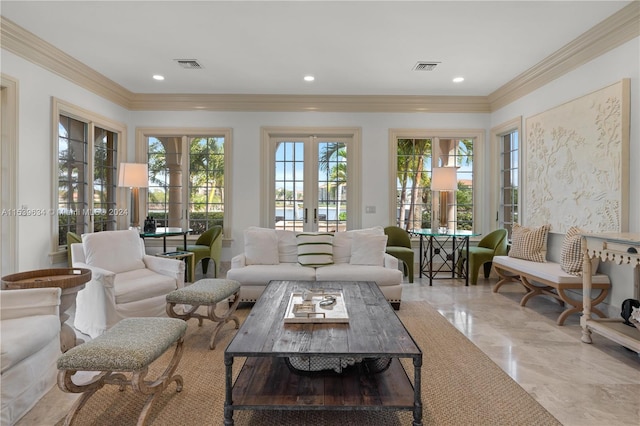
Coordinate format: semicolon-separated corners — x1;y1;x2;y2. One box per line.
57;317;187;426
166;278;241;349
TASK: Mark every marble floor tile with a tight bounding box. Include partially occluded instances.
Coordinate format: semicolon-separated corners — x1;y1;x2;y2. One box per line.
16;275;640;426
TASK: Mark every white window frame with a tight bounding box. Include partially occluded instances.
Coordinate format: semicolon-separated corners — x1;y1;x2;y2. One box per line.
490;117;522;236
136;127;233;239
1;74;19;273
260;126;362;230
51;98;127;261
388;128;485;233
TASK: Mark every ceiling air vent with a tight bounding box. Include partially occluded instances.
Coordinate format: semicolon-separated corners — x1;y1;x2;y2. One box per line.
174;59;203;69
413;62;440;71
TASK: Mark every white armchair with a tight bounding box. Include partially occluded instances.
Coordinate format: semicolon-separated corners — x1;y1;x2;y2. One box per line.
71;229;184;338
1;287;61;426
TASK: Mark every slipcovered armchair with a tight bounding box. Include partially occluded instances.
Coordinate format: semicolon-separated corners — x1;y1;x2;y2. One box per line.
177;225;222;278
71;229;184;338
383;226;415;283
459;228;508;285
1;287;61;426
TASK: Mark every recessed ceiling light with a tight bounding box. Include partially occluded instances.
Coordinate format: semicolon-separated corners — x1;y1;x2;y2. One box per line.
453;77;464;83
153;75;165;81
304;75;315;82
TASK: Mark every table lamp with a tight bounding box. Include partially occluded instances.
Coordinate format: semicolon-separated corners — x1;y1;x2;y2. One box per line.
431;167;458;233
118;163;148;230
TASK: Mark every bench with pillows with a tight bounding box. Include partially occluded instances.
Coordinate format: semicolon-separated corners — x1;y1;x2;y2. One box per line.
492;224;611;325
227;226;403;308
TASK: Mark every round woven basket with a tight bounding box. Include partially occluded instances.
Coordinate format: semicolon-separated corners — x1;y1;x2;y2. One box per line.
1;268;91;290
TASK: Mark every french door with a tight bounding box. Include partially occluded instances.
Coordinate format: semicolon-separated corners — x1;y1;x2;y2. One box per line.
263;128;361;232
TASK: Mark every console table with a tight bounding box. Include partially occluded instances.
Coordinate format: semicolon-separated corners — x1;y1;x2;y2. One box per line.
410;229;480;286
581;233;640;352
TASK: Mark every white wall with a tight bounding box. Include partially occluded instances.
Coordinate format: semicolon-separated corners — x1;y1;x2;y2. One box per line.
491;37;640;310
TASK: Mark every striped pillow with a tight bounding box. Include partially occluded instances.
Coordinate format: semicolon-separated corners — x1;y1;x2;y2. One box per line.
508;223;550;263
297;233;334;267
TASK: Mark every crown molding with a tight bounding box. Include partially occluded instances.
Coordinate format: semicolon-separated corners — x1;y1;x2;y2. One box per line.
488;1;640;111
128;93;490;113
0;17;133;108
3;2;638;114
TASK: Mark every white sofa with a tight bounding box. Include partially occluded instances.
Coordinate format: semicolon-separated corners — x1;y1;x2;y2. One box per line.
1;287;61;426
227;226;404;308
71;229;184;338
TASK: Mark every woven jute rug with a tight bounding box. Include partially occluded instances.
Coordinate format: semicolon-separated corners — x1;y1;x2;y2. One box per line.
55;301;561;425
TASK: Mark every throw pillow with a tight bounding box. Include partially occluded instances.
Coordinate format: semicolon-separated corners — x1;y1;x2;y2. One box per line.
297;233;334;267
333;226;385;264
350;233;388;266
508;223;550;263
560;226;583;275
276;229;299;263
244;227;279;265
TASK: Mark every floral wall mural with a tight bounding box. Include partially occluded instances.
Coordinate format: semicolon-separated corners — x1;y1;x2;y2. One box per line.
524;79;630;233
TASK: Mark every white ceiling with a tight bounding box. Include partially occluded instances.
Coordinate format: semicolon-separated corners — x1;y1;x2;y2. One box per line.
0;1;632;96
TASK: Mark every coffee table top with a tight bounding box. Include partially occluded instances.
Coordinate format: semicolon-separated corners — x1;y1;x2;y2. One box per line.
226;280;421;359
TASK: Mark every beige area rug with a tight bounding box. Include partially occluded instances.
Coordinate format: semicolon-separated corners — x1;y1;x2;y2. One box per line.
55;301;561;425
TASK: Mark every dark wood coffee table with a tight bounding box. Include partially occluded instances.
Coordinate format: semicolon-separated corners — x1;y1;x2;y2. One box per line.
224;280;422;425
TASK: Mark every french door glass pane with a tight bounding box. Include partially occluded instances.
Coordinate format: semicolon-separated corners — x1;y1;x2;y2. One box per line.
93;127;117;232
275;141;304;231
58;115;88;245
317;142;347;232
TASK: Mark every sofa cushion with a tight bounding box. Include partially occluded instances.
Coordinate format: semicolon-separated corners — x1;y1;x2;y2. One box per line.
508;223;550;263
297;233;334;267
315;264;402;287
83;229;145;274
226;263;316;286
244;227;279;265
114;269;178;304
276;230;298;263
1;315;59;373
333;226;385;264
350;233;387;266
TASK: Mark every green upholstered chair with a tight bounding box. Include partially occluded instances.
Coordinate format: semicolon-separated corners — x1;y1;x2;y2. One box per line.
66;231;82;267
459;228;508;285
177;226;223;278
383;226;414;283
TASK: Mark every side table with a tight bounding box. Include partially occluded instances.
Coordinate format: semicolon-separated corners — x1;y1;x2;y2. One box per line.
1;268;92;352
156;251;195;283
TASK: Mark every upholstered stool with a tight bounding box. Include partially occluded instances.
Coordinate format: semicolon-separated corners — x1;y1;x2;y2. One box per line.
166;278;241;349
56;317;187;426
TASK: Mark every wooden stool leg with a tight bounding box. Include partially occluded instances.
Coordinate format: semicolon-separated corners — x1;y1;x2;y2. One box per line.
206;291;241;350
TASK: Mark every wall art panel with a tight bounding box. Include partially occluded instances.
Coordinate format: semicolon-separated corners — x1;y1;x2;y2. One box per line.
524;79;629;233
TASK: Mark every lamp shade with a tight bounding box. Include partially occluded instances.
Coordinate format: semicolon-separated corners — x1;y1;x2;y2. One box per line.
431;167;458;191
118;163;148;188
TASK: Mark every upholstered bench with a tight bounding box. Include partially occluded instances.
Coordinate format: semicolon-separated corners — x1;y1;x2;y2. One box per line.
56;317;187;426
166;278;241;349
492;255;611;325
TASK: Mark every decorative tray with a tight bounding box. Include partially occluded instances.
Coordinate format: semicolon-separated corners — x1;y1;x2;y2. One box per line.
284;290;349;323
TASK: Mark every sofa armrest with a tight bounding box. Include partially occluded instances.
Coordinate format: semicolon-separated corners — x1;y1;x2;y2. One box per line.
143;255;185;288
1;287;61;320
230;253;247;269
383;253;399;270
